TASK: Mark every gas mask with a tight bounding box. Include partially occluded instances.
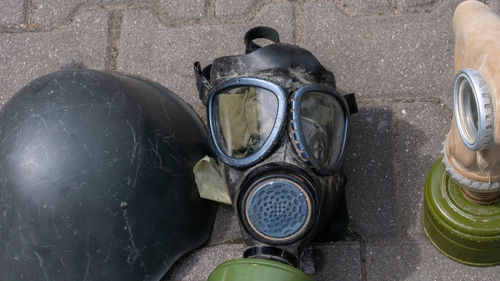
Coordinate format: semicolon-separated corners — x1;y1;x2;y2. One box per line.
422;0;500;267
193;27;357;279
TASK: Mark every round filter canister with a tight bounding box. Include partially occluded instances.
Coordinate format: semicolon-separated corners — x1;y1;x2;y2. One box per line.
422;159;500;266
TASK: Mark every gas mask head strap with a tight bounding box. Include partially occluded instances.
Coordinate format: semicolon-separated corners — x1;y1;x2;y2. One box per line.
194;26;358;115
343;93;358;114
243;26;280;54
193;61;212;106
194;26;280;105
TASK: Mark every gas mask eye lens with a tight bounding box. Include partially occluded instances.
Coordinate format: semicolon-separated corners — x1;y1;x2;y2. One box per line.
301;117;329;162
298;91;345;166
214;86;278;159
460;79;479;140
453;68;494;151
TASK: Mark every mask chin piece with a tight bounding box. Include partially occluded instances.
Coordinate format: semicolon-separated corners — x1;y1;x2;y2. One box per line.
243;246;298;267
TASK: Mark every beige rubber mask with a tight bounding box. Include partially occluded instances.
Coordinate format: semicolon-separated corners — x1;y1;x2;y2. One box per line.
443;0;500;204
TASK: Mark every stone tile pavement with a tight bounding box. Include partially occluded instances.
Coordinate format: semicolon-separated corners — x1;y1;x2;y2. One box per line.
1;0;499;280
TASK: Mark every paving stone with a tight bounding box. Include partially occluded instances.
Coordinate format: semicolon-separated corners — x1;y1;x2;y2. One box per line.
335;0;393;16
0;11;109;106
366;240;500;281
344;106;400;240
0;0;24;26
33;0;206;30
215;0;261;18
33;0;81;29
117;2;294;118
153;0;207;22
488;0;500;14
301;242;362;280
394;102;451;238
208;203;241;244
164;244;243;281
302;1;459;104
397;0;442;13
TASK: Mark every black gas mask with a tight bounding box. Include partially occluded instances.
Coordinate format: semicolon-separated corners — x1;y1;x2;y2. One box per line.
194;27;357;280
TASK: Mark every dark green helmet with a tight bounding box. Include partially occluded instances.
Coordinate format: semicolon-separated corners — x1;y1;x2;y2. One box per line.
0;69;216;280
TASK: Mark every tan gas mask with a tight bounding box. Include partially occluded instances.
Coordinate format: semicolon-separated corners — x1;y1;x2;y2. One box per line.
422;0;500;267
443;0;500;204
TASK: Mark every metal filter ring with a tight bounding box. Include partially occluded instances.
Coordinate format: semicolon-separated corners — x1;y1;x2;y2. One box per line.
453;68;494;151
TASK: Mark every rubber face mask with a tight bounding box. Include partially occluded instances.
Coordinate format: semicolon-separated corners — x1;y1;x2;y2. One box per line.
443;0;500;204
194;26;357;278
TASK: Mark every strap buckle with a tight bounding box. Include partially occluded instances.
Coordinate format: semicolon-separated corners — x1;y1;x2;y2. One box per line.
194;62;213;106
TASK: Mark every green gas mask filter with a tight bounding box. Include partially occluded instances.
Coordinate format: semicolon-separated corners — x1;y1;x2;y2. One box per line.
208;258;313;281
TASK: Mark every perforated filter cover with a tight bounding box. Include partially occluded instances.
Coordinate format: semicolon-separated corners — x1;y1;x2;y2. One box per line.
244;178;312;242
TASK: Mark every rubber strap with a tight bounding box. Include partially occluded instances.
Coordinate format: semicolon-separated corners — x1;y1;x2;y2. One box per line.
244;26;280;54
194;27;280;104
343;93;358;114
193;61;212;105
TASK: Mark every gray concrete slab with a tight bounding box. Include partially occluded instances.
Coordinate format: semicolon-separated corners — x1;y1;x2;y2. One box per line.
344;106;401;241
488;0;500;14
334;0;393;16
0;10;109;106
394;102;451;238
117;2;294;119
208;204;241;244
33;0;81;29
397;0;443;12
33;0;206;30
0;0;24;26
366;239;500;281
302;0;458;105
153;0;207;23
215;0;260;19
302;242;363;281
